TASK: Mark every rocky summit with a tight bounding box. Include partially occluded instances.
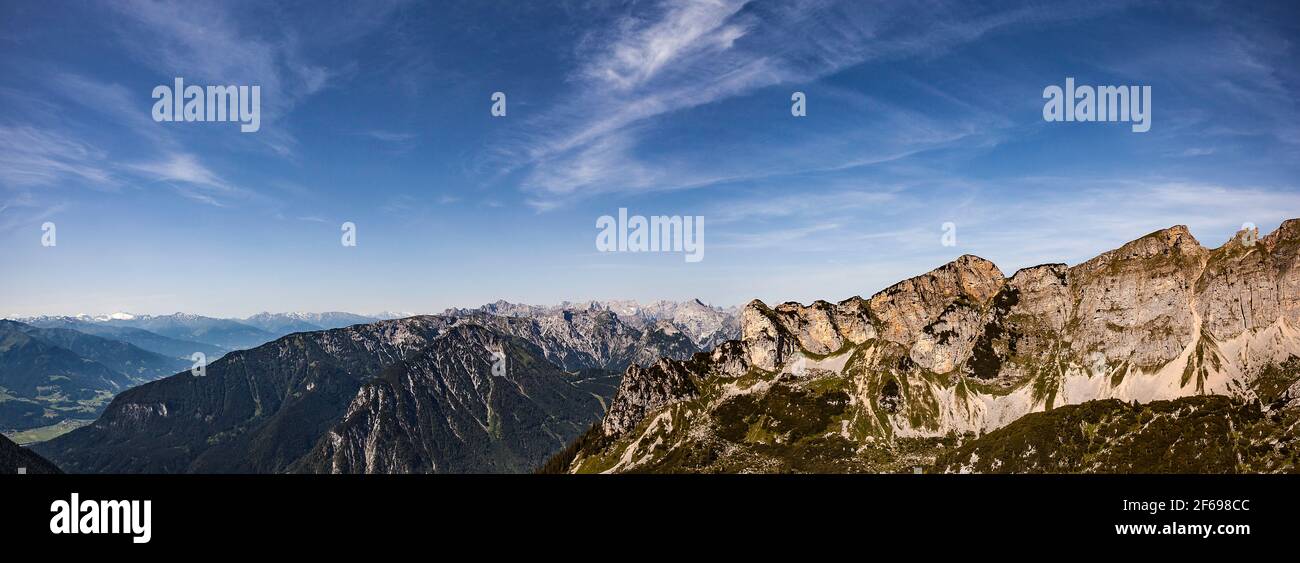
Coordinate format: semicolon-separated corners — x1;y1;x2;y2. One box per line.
556;221;1300;473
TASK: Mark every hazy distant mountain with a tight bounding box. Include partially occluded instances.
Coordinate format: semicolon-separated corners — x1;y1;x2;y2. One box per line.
0;320;135;431
26;312;383;356
0;433;60;474
239;313;324;336
241;312;380;337
102;314;277;350
21;317;226;360
9;323;188;381
552;221;1300;474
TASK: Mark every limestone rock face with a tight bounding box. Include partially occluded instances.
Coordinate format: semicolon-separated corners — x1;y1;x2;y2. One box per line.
831;296;877;344
709;340;752;378
868;255;1005;346
909;299;985;374
740;300;796;371
1006;264;1073;333
772;301;845;355
1068;225;1207;369
1266;220;1300;324
1196;228;1283;341
1253;217;1294;326
601;358;699;436
963;264;1072;381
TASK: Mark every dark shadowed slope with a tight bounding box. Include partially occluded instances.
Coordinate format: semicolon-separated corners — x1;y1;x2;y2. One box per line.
9;322;188;381
933;395;1300;473
0;321;136;431
293;324;604;473
0;433;61;474
35;317;461;473
35;310;688;474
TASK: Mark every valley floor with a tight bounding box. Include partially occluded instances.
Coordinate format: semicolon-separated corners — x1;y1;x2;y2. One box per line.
3;419;93;445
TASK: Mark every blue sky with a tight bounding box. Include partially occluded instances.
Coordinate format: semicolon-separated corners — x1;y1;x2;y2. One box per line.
1;0;1298;317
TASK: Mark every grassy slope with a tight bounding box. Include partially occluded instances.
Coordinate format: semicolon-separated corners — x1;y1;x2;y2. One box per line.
934;396;1300;473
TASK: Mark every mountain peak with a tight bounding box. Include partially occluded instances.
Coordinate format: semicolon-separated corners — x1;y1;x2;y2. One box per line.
1263;218;1300;248
1132;224;1201;252
1071;224;1208;279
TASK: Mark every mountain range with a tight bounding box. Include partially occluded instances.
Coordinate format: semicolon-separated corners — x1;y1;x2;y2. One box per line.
240;312;383;335
549;221;1300;473
1;311;410;437
17;318;228;362
30;301;737;473
15;218;1300;476
0;320;186;432
449;299;740;350
15;311;416;356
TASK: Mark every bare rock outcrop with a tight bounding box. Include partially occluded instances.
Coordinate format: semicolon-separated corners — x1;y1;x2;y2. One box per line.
1068;225;1207;369
601;357;701;436
963;264;1071;381
868;255;1005;346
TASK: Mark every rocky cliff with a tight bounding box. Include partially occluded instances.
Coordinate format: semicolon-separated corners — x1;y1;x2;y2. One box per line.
563;221;1300;473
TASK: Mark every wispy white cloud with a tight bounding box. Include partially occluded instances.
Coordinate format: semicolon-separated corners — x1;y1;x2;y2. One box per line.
379;192;463;222
0;1;410;212
0;191;68;233
109;0;327;156
365;130;419;143
360;129;420;155
709;188;899;224
0;125;116;189
0;116;254;208
127;153;247;206
579;0;753;91
47;73;172;146
714;222;842;250
1098;7;1300;155
506;0;1124;208
106;0;407;158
